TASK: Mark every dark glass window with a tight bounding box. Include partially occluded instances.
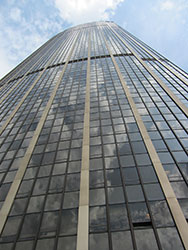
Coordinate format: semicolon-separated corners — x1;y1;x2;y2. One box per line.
126;185;145;202
36;238;55;250
20;214;41;238
90;206;107;232
157;227;184;250
40;211;58;237
112;231;133;250
135;229;158;250
57;236;76;250
129;202;150;223
59;209;78;235
109;204;129;230
90;233;109;250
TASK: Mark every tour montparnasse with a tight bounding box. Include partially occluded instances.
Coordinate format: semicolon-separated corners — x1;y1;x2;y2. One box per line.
0;21;187;250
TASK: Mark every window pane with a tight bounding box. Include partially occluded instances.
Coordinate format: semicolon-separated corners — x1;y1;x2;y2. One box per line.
157;228;184;250
135;229;158;250
90;206;107;232
90;233;109;250
109;204;129;230
112;231;133;250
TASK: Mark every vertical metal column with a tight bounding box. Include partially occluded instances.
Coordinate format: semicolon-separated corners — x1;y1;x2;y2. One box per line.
107;24;188;117
101;28;188;250
76;33;91;250
0;33;73;136
0;32;79;235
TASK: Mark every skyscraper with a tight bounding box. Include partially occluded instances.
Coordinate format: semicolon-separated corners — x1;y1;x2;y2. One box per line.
0;21;187;250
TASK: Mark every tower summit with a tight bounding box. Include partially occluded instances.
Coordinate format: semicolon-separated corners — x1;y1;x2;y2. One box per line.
0;22;187;250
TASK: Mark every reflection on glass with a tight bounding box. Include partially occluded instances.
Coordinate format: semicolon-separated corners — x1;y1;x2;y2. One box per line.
90;233;109;250
104;156;120;169
123;167;139;184
135;154;151;166
53;162;67;175
178;199;188;219
1;216;22;241
129;202;150;223
32;177;49;195
0;183;11;201
20;214;41;238
90;170;104;188
108;187;125;204
38;165;52;177
45;193;62;211
24;167;38;179
27;195;45;213
117;142;131;155
40;211;58;237
126;185;145;202
63;191;79;209
66;173;80;191
36;238;55;250
49;175;65;193
10;197;28;216
106;169;121;186
90;158;103;170
60;209;78;235
135;229;158;250
149;201;174;227
171;181;188;199
120;155;135;167
90;206;107;232
90;188;106;206
139;166;157;183
157;227;184;250
112;231;133;250
109;204;129;230
17;180;33;197
57;236;76;250
144;184;164;201
15;241;33;250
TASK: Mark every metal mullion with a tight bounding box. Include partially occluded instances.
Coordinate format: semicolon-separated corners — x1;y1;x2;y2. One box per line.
106;24;188;118
119;55;188;185
0;32;77;138
0;73;39;122
0;31;80;235
0;67;61;208
54;30;87;250
98;28;140;249
0;33;60;89
76;30;90;250
103;55;163;250
101;32;165;248
106;26;188;103
99;58;138;250
32;57;83;250
104;29;188;152
121;33;188;98
0;33;65;102
50;31;75;66
90;59;113;249
11;54;74;248
8;61;71;244
100;28;188;249
93;29;113;250
0;68;59;160
127;52;188;137
115;25;188;84
0;30;73;103
152;60;188;96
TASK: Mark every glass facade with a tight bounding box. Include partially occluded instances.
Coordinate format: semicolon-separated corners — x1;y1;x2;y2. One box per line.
0;21;187;250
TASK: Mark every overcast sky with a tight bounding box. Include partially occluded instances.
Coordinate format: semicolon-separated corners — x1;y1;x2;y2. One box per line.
0;0;188;79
